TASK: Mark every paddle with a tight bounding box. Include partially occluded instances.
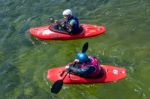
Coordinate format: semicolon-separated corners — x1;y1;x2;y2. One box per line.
51;63;76;94
48;17;62;24
51;71;69;94
48;17;94;23
51;42;89;94
82;42;88;53
60;42;88;77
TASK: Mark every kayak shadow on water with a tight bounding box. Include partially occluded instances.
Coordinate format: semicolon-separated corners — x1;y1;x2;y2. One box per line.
29;35;48;45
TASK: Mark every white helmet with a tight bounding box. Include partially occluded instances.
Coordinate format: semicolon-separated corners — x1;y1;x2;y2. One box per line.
62;9;72;16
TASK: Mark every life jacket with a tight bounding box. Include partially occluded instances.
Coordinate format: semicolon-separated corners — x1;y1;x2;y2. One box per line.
65;16;80;33
79;56;101;77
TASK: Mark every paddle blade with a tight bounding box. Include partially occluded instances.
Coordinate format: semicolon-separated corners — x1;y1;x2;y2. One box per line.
51;80;63;94
82;42;88;53
48;17;55;23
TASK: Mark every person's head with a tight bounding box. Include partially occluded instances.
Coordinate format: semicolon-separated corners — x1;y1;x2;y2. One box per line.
76;53;89;63
62;9;72;20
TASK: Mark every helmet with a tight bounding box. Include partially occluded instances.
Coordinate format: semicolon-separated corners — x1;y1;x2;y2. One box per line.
63;9;72;16
77;53;89;63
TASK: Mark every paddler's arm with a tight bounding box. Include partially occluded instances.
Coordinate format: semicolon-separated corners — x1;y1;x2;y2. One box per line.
66;59;79;67
66;19;77;32
65;59;79;73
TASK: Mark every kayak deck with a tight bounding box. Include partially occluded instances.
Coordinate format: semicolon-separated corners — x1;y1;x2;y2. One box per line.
29;24;106;40
47;65;126;84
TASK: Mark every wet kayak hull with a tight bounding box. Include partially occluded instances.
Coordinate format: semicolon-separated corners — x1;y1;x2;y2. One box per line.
47;65;126;84
29;24;106;40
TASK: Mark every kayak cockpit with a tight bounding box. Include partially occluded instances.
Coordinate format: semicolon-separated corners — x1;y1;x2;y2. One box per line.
49;24;84;35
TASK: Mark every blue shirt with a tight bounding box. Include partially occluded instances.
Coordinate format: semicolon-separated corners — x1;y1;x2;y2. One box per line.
66;16;80;33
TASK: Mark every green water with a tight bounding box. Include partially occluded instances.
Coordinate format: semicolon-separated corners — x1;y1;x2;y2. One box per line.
0;0;150;99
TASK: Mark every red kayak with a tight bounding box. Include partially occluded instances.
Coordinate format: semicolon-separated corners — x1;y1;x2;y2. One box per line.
47;65;126;84
29;24;106;40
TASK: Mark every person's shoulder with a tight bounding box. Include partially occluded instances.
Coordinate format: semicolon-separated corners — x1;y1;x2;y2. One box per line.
88;55;96;58
70;19;76;24
89;56;97;58
89;56;99;61
71;16;79;20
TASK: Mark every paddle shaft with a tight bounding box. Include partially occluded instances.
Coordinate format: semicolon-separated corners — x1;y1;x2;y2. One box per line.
62;72;69;80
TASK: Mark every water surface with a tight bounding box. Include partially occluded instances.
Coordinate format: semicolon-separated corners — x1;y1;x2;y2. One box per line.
0;0;150;99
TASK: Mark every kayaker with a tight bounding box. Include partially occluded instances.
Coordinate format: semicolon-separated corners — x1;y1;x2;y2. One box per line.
54;9;81;34
65;53;103;78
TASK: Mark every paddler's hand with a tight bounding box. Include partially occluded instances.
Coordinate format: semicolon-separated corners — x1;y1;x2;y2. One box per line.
65;66;70;73
65;64;73;73
65;65;70;69
74;59;79;62
54;20;60;24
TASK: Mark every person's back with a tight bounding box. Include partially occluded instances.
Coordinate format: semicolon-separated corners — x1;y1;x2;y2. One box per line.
66;53;102;78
